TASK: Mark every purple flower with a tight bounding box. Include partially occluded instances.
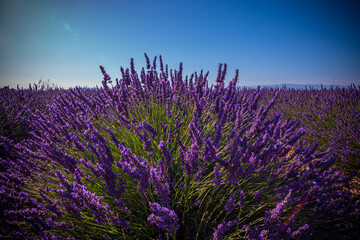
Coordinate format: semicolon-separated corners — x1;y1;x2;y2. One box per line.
166;100;172;119
184;144;200;177
134;127;153;152
141;121;158;140
225;192;235;212
213;219;239;240
237;190;245;207
149;165;170;206
188;118;203;150
116;144;150;196
202;137;217;163
144;53;151;69
147;202;179;236
211;165;222;185
158;140;172;166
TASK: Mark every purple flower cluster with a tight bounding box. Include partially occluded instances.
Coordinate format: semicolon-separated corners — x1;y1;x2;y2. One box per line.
158;140;172;166
147;202;179;236
0;55;359;239
225;192;235;212
249;190;310;240
149;162;171;206
213;219;240;240
116;143;150;196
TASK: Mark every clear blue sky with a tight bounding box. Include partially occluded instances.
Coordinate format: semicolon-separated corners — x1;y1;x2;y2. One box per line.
1;0;359;88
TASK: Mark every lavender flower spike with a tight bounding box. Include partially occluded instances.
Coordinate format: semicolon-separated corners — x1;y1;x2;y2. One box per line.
225;192;235;212
158;140;173;166
147;202;179;236
213;219;240;240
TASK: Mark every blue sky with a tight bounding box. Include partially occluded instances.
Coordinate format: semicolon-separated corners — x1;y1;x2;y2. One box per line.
1;0;359;88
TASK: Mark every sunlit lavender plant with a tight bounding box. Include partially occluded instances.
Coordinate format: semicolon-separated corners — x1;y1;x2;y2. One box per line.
0;55;358;240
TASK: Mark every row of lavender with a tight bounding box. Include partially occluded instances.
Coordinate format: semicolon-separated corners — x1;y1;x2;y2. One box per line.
262;85;360;176
1;55;359;239
0;80;61;144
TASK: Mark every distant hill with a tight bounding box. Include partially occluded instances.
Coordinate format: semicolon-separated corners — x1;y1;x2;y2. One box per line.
239;84;352;90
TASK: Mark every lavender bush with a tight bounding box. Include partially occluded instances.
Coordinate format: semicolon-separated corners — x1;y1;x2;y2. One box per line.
1;55;359;239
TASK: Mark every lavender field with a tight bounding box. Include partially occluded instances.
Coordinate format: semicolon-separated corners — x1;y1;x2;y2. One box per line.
1;55;359;239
